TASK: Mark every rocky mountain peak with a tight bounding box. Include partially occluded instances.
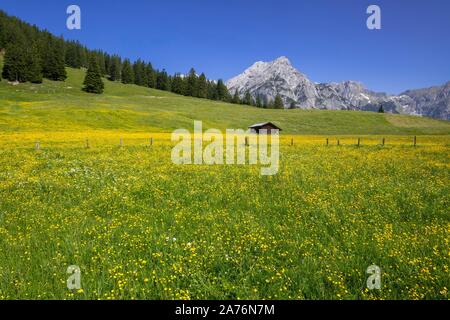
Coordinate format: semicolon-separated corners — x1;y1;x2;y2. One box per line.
226;57;449;120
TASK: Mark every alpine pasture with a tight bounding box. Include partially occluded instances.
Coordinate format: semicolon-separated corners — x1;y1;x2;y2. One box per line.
0;66;449;299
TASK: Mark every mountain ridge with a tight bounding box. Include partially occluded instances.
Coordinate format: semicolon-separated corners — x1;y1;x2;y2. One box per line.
226;57;450;120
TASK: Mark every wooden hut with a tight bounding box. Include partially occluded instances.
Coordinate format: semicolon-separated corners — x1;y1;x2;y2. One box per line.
248;122;282;134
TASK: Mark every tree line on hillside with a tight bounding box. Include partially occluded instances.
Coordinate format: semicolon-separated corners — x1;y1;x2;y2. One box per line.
0;10;285;107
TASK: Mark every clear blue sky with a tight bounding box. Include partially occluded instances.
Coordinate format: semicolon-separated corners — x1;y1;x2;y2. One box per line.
1;0;449;94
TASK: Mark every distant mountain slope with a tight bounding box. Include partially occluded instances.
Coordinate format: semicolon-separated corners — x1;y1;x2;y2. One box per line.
0;66;449;135
401;82;450;120
226;57;450;120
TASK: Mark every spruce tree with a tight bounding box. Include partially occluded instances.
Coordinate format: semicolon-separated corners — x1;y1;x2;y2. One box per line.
232;89;240;104
83;56;104;94
185;68;198;96
108;55;121;81
216;79;229;101
274;94;284;109
27;44;43;83
133;59;147;86
121;59;134;84
378;105;384;113
2;41;27;82
145;63;155;88
171;73;184;94
197;73;208;98
256;95;262;108
42;37;67;81
156;69;170;91
96;51;107;76
206;81;216;100
244;91;253;105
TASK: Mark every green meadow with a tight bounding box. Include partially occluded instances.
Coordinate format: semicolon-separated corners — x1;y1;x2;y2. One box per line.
0;64;449;299
1;66;449;135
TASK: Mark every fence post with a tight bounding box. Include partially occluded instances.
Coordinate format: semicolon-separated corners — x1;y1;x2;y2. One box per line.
245;137;248;146
86;138;89;149
291;138;293;146
414;136;417;147
326;138;329;146
35;141;40;150
120;137;123;147
382;138;385;146
337;139;340;146
150;137;153;146
357;138;360;147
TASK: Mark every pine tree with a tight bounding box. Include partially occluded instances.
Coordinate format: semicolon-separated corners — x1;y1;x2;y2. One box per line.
26;44;43;83
171;73;184;94
133;59;147;86
274;94;284;109
256;95;262;108
108;55;121;81
244;91;253;105
104;53;111;76
207;81;217;100
378;105;384;113
42;37;67;81
121;59;134;84
2;41;27;82
96;51;107;76
65;41;81;68
216;79;229;101
79;46;88;68
145;63;155;88
185;68;198;96
232;89;240;104
83;56;104;94
197;73;208;98
156;69;170;91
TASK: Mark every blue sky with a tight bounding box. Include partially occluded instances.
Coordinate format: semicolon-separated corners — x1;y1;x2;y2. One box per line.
1;0;449;94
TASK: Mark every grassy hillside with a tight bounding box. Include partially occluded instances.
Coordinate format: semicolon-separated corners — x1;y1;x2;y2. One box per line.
0;67;449;135
0;62;449;300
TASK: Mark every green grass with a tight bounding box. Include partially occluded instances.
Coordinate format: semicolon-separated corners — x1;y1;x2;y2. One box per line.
0;67;449;135
0;64;449;300
0;139;448;299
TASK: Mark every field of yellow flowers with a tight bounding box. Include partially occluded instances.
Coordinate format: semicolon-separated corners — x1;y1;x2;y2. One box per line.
0;132;448;300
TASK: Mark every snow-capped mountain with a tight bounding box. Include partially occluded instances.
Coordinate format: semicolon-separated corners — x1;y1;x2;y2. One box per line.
226;57;450;120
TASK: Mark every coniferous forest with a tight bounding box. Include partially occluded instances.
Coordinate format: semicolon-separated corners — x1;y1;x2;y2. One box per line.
0;9;255;105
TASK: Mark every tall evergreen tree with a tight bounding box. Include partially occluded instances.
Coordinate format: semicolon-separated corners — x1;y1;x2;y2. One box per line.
26;44;43;83
216;79;229;101
108;55;121;81
185;68;198;97
171;73;184;94
83;56;104;94
256;95;262;108
96;51;107;76
121;59;134;84
156;69;170;91
232;89;240;104
274;94;284;109
145;63;156;88
65;41;81;68
2;41;27;82
197;73;208;98
42;36;67;81
207;80;217;100
244;90;253;105
133;59;147;86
